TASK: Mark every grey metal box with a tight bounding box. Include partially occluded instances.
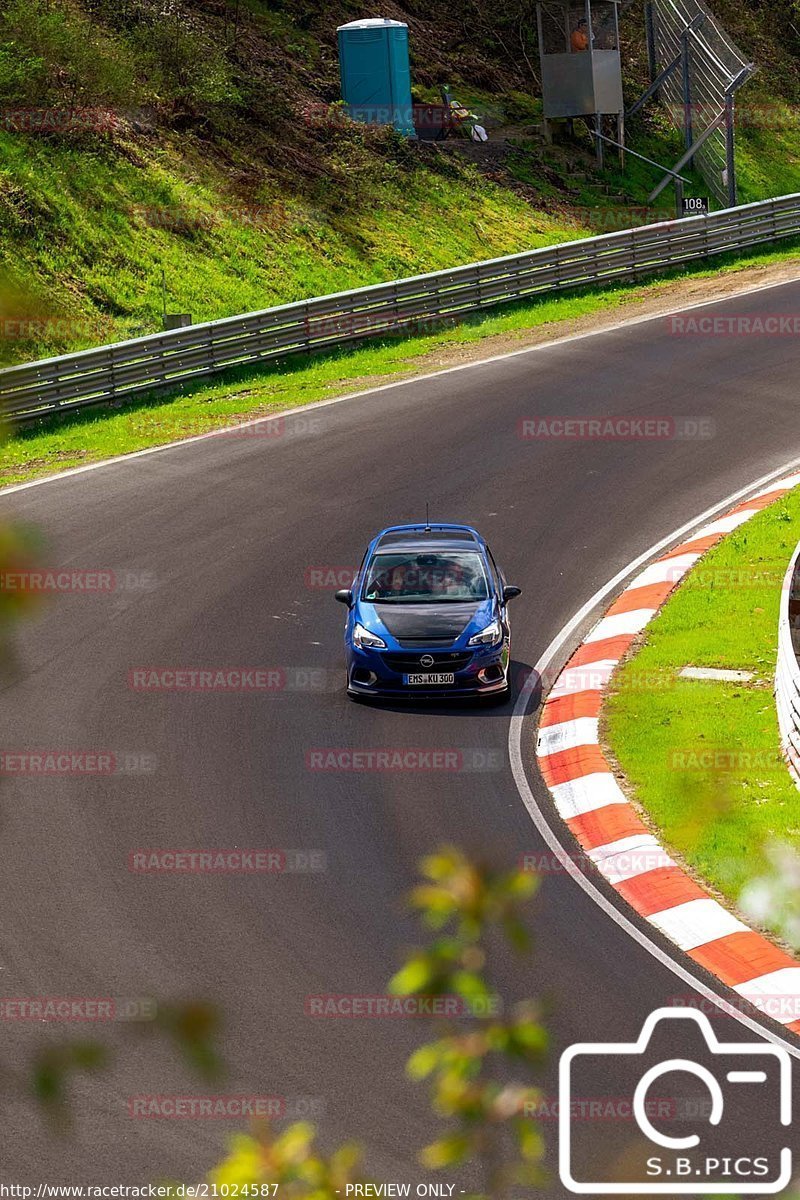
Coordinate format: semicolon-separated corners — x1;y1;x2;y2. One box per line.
542;50;623;118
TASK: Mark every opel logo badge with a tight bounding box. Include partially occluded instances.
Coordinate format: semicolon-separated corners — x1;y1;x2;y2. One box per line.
420;654;435;668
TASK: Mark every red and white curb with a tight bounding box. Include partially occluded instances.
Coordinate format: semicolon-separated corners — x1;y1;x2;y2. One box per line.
536;471;800;1035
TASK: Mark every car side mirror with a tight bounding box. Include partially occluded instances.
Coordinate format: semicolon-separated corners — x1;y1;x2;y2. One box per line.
335;589;354;606
503;585;522;602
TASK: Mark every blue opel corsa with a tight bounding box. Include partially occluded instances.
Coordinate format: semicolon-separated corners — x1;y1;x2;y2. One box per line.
335;523;521;701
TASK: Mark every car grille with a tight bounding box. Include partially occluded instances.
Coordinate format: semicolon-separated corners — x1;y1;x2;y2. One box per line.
382;651;474;672
394;636;456;647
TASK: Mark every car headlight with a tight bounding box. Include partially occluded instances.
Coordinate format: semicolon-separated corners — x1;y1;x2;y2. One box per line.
353;622;387;650
469;618;503;647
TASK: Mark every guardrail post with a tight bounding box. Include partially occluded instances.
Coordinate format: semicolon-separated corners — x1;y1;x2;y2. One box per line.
109;348;118;409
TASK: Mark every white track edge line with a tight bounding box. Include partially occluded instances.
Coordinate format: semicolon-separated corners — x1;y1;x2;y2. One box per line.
1;272;799;498
508;453;800;1057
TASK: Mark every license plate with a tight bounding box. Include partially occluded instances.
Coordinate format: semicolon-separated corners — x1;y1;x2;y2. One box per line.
404;673;455;686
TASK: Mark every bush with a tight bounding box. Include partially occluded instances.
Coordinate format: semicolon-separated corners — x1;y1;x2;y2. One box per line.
0;0;138;107
128;18;242;110
0;44;47;107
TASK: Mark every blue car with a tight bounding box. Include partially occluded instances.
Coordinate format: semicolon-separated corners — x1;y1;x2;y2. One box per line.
335;523;521;701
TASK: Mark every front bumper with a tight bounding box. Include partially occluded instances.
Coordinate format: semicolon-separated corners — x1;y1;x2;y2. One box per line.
345;642;510;699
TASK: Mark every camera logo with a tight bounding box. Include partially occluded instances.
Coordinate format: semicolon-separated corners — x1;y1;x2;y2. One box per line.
560;1008;792;1194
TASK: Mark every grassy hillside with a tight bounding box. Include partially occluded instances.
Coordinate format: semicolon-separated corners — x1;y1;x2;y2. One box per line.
0;0;797;367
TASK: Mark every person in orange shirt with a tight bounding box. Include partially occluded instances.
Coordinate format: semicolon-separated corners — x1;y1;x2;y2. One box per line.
571;18;590;51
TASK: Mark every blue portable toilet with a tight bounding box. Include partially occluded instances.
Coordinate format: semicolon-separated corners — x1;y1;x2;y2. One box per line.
337;18;416;138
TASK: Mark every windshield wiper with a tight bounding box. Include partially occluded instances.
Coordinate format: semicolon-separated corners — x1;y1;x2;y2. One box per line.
368;596;482;604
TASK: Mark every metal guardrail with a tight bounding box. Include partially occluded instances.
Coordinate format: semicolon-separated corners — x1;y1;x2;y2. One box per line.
776;542;800;790
2;192;800;426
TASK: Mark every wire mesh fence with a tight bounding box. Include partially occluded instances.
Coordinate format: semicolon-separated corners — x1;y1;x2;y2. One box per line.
651;0;753;205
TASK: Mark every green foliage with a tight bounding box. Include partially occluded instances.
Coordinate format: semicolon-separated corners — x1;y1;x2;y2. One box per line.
32;1042;109;1127
203;848;546;1198
0;45;46;106
0;518;45;651
0;0;241;113
388;847;546;1194
741;842;800;947
605;483;800;912
0;0;138;106
209;1125;367;1196
5;998;222;1127
0;0;792;375
0;465;225;1128
2;236;799;489
126;18;242;109
152;1001;222;1080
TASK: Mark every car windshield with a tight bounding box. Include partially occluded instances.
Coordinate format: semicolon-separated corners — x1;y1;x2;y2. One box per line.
363;551;490;604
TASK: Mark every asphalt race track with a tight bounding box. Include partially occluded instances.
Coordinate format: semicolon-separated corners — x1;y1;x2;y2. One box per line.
3;279;800;1191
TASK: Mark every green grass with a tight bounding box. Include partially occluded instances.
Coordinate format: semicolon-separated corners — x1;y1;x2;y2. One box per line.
0;127;587;363
604;486;800;932
0;0;797;375
2;92;791;369
737;112;800;203
3;234;800;489
0;108;715;366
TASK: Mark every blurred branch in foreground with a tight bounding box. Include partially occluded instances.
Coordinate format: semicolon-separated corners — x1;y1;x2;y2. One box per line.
208;847;546;1199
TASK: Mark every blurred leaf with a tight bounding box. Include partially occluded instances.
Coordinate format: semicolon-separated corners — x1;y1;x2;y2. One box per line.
406;1042;442;1080
516;1113;545;1161
388;955;435;996
420;1133;471;1168
502;915;531;953
155;1001;221;1079
32;1042;109;1125
273;1120;315;1163
450;970;491;1002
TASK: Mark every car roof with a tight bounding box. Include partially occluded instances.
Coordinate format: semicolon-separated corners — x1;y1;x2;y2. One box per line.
369;524;487;554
